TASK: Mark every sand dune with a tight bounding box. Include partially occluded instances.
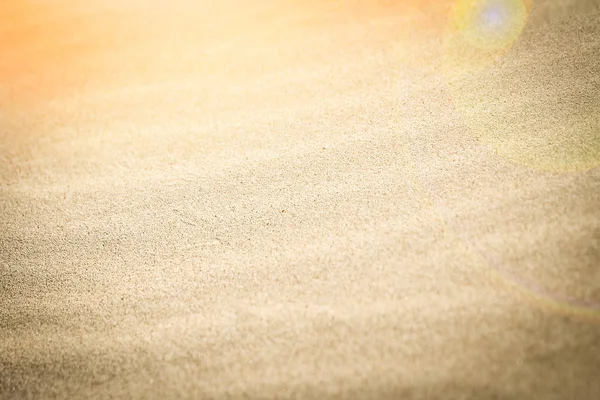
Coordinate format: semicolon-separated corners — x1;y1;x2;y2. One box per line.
1;1;599;399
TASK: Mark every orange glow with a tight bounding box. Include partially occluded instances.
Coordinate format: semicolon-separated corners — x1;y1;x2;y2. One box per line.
2;0;597;174
0;1;456;109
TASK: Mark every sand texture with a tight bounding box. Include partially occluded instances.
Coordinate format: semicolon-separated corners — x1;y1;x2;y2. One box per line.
1;0;599;399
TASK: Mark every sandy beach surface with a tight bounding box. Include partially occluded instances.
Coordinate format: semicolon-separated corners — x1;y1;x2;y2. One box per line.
1;0;599;398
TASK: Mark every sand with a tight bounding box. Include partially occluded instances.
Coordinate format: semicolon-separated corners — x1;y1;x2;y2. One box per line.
1;0;599;398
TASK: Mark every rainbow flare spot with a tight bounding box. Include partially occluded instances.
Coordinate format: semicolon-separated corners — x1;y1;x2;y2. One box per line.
451;0;529;51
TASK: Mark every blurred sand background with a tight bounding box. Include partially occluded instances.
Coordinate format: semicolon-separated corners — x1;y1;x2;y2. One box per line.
1;0;599;398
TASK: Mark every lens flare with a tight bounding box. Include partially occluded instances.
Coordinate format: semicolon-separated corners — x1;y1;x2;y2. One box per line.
441;0;599;173
451;0;529;50
422;0;600;317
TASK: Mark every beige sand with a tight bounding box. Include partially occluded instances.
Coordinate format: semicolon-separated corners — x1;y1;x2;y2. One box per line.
1;0;599;398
